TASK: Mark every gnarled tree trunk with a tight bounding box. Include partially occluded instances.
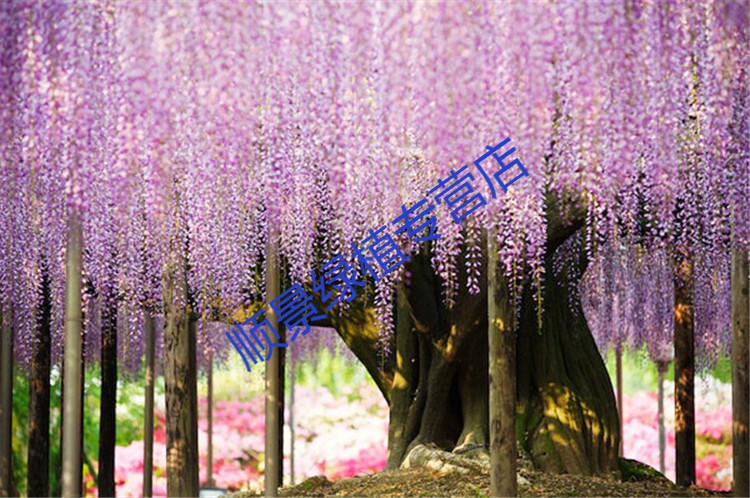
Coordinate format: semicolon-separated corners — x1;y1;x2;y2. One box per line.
326;220;619;475
516;245;619;475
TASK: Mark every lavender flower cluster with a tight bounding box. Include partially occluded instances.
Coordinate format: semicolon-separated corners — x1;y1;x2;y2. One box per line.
3;1;745;373
226;138;528;372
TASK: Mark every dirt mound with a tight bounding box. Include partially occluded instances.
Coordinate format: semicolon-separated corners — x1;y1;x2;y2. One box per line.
231;449;727;498
274;467;724;497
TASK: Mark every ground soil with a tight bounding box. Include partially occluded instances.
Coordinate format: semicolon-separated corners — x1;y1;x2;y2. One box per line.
231;464;728;497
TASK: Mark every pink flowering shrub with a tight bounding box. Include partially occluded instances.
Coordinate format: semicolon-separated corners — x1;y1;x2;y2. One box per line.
622;383;732;491
91;377;732;496
95;383;387;497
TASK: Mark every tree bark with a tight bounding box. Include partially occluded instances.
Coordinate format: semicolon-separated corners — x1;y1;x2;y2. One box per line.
488;237;517;497
732;248;749;497
28;263;52;497
0;310;12;498
189;320;198;490
99;286;118;497
516;250;619;475
78;310;86;498
143;312;156;498
387;285;416;469
164;261;199;497
616;345;623;457
657;361;668;475
289;360;296;486
322;296;393;403
206;352;214;487
265;238;282;496
56;361;65;498
330;225;618;476
62;213;84;498
674;266;695;486
277;337;285;487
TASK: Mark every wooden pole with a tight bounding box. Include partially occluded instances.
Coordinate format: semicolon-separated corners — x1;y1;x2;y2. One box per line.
732;248;749;497
289;360;295;486
27;260;52;497
278;334;285;487
265;237;281;496
657;361;668;475
207;351;214;487
674;264;695;487
616;344;623;457
62;213;84;498
98;287;118;497
0;310;12;498
143;312;156;498
488;237;517;497
188;319;199;493
164;264;199;497
56;361;65;497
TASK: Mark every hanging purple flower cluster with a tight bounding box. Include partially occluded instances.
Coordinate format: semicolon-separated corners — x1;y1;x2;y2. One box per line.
568;0;746;368
1;0;123;369
581;241;675;364
1;1;747;373
227;140;529;371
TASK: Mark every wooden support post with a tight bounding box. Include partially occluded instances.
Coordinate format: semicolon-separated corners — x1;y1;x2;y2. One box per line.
488;237;517;497
657;361;668;475
674;266;695;487
143;312;156;498
0;310;13;498
265;237;282;496
616;345;623;457
732;248;749;497
207;351;214;487
61;214;84;498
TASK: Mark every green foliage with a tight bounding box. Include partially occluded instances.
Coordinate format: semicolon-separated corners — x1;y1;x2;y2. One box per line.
604;346;731;395
11;370;29;496
203;354;265;402
49;367;62;497
83;366;101;468
295;347;373;400
709;355;731;384
468;483;488;498
604;347;671;394
116;368;166;446
11;362;164;496
618;457;669;482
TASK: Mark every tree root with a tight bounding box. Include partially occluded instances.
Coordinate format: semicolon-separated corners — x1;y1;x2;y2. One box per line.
400;444;532;485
